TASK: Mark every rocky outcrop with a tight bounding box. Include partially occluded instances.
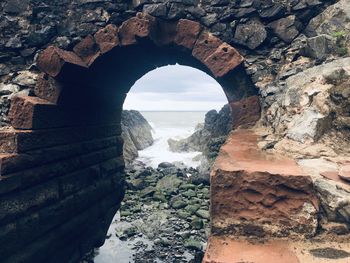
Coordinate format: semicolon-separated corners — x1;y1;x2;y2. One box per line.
260;57;350;160
168;104;232;153
168;104;233;184
121;110;153;165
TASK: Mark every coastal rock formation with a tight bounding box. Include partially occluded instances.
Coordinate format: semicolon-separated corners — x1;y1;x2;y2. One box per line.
121;110;153;165
168;104;233;184
168;105;232;154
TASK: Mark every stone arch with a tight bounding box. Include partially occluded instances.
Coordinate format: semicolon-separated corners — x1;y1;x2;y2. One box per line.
0;13;260;263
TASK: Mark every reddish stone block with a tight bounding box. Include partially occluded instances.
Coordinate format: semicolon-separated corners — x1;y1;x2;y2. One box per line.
94;24;120;54
0;130;17;154
211;130;319;238
203;236;300;263
73;35;100;66
119;13;157;46
339;164;350;182
8;96;55;130
192;31;223;63
229;96;261;129
174;19;202;50
204;43;244;77
37;46;88;78
34;73;63;104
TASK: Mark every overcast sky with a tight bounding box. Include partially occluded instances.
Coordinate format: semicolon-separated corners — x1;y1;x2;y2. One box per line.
123;64;227;111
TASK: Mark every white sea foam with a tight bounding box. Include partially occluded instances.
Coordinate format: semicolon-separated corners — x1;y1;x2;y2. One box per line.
136;111;205;168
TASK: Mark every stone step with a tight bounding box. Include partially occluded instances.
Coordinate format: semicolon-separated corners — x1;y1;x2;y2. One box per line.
203;236;350;263
210;129;319;239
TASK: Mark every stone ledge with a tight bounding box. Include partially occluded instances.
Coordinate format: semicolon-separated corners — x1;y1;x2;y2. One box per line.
211;129;319;239
204;235;350;263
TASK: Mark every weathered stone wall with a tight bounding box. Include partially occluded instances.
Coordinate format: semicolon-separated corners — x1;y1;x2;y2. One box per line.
0;1;349;262
0;0;339;126
0;123;125;262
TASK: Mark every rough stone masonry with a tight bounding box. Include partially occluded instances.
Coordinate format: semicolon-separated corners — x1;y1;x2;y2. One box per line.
0;0;350;262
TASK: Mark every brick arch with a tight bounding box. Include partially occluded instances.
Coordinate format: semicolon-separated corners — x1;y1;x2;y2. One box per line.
0;13;260;263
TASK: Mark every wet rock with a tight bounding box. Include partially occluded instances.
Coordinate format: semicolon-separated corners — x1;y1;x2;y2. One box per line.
115;222;138;239
128;178;147;190
191;218;204;230
158;162;175;169
185;204;200;215
195;209;210;220
184;239;202;251
156;175;183;195
171;199;187;209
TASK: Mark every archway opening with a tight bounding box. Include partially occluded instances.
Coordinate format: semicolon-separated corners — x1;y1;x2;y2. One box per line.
89;64;228;263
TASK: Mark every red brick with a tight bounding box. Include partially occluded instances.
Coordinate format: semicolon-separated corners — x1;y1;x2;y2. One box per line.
73;35;100;66
94;24;120;54
37;46;87;78
174;19;202;50
119;12;157;46
229;96;261;129
34;73;63;104
192;31;223;63
204;43;244;77
8;96;58;130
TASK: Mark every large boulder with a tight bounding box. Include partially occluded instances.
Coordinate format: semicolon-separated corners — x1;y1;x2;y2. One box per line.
121;110;154;165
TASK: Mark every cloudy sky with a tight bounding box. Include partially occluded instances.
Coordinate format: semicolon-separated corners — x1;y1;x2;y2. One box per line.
123;64;227;111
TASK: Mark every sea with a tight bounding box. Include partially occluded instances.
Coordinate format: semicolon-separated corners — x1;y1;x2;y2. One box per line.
136;111;207;168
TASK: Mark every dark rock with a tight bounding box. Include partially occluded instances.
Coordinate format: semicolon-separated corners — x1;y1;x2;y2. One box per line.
168;3;186;20
27;26;57;47
0;64;10;76
122;110;153;165
234;7;256;18
233;20;267;49
187;6;206;18
201;14;217;27
259;4;285;20
5;36;22;49
3;0;29;14
143;4;167;18
158;162;175;169
184;238;202;250
239;0;254;8
301;35;334;60
195;209;210;219
191;218;204;229
269;15;301;43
